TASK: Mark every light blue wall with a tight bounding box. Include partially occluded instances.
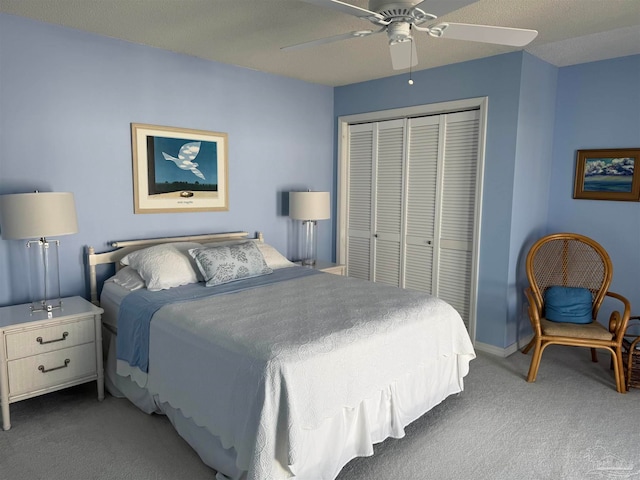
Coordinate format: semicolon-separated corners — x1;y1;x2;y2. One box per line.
335;52;526;347
2;14;637;348
0;14;334;306
548;55;640;316
507;53;558;346
335;53;639;349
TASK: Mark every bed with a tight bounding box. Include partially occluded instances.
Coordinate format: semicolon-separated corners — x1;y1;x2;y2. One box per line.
87;231;475;480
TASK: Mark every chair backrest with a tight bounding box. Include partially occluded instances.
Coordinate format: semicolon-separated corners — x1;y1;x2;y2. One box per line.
526;233;613;319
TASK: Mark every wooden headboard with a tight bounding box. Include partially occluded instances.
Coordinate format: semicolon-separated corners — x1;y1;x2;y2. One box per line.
86;231;263;304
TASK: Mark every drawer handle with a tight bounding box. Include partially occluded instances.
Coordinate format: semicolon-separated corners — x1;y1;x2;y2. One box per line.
38;359;70;374
36;332;69;345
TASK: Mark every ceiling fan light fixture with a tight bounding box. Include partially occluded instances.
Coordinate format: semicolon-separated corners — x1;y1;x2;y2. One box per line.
389;36;413;46
389;34;417;70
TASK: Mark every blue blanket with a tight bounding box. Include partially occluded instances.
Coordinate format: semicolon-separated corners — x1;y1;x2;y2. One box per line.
116;266;321;373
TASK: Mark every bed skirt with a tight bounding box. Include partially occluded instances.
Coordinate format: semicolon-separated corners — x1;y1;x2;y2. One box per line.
103;326;468;479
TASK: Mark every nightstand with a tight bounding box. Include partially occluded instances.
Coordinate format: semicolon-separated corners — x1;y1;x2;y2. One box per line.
297;260;346;276
0;296;104;430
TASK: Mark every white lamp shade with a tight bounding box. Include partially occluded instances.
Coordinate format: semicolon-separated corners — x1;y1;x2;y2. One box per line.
289;191;330;221
0;192;79;240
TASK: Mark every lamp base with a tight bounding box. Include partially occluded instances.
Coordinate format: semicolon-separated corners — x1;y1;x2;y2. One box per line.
27;238;62;315
300;220;318;267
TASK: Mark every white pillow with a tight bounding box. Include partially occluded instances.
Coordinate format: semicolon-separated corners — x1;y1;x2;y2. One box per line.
256;243;295;269
121;242;202;291
111;266;145;291
201;240;294;270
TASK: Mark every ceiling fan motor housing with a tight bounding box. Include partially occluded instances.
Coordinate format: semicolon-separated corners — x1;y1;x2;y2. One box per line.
387;21;412;43
368;0;423;18
368;0;434;43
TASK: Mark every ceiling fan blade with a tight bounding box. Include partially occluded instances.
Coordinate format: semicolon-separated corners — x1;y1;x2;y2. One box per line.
413;0;478;18
300;0;387;24
438;22;538;47
389;39;418;70
281;29;380;51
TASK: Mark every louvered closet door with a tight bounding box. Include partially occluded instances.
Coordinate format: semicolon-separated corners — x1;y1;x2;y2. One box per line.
373;119;405;287
435;110;480;329
403;116;440;294
342;104;482;336
344;110;480;330
346;123;374;280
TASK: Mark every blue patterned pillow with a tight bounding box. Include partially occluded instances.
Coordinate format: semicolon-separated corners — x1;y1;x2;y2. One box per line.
189;241;272;287
544;286;593;324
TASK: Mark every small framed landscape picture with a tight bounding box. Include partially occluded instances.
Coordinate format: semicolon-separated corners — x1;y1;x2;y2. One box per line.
573;148;640;201
131;123;228;213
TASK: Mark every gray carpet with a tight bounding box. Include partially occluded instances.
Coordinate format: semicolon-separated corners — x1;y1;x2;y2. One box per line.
1;347;638;480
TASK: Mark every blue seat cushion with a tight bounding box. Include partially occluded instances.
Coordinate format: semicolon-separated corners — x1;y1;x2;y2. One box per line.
544;286;593;324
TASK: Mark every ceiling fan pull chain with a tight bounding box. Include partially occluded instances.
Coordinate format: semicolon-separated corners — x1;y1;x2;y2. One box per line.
408;36;414;85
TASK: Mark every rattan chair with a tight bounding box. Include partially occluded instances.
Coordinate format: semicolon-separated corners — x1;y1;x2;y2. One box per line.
522;233;631;393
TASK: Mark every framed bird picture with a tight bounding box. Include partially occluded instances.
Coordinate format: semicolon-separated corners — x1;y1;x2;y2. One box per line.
131;123;228;213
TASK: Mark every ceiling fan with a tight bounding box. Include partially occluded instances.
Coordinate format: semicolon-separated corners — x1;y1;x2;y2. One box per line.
283;0;538;70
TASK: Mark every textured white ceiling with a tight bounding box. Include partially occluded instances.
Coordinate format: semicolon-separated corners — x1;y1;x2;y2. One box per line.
1;0;639;86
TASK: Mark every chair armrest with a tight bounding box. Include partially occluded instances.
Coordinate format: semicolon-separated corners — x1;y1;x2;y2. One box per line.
605;291;631;339
524;287;542;335
624;315;640;336
624;316;640;354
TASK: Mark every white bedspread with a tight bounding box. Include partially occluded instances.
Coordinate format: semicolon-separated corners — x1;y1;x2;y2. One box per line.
145;272;475;480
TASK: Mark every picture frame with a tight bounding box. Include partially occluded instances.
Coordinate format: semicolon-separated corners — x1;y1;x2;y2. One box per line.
131;123;228;213
573;148;640;201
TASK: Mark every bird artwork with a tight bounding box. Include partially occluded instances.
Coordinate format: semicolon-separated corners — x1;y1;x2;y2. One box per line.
162;141;206;180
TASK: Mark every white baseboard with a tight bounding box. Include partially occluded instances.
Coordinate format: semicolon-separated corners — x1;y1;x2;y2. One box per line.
474;333;534;358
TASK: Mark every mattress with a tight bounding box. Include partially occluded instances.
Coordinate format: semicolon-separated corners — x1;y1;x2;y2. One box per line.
101;280;129;331
101;270;475;479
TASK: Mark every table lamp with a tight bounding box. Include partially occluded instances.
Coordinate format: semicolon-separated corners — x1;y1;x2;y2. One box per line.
289;191;330;266
0;192;79;312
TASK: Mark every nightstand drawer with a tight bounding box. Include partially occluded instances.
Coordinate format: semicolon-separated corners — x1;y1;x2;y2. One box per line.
7;343;97;396
5;317;95;360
